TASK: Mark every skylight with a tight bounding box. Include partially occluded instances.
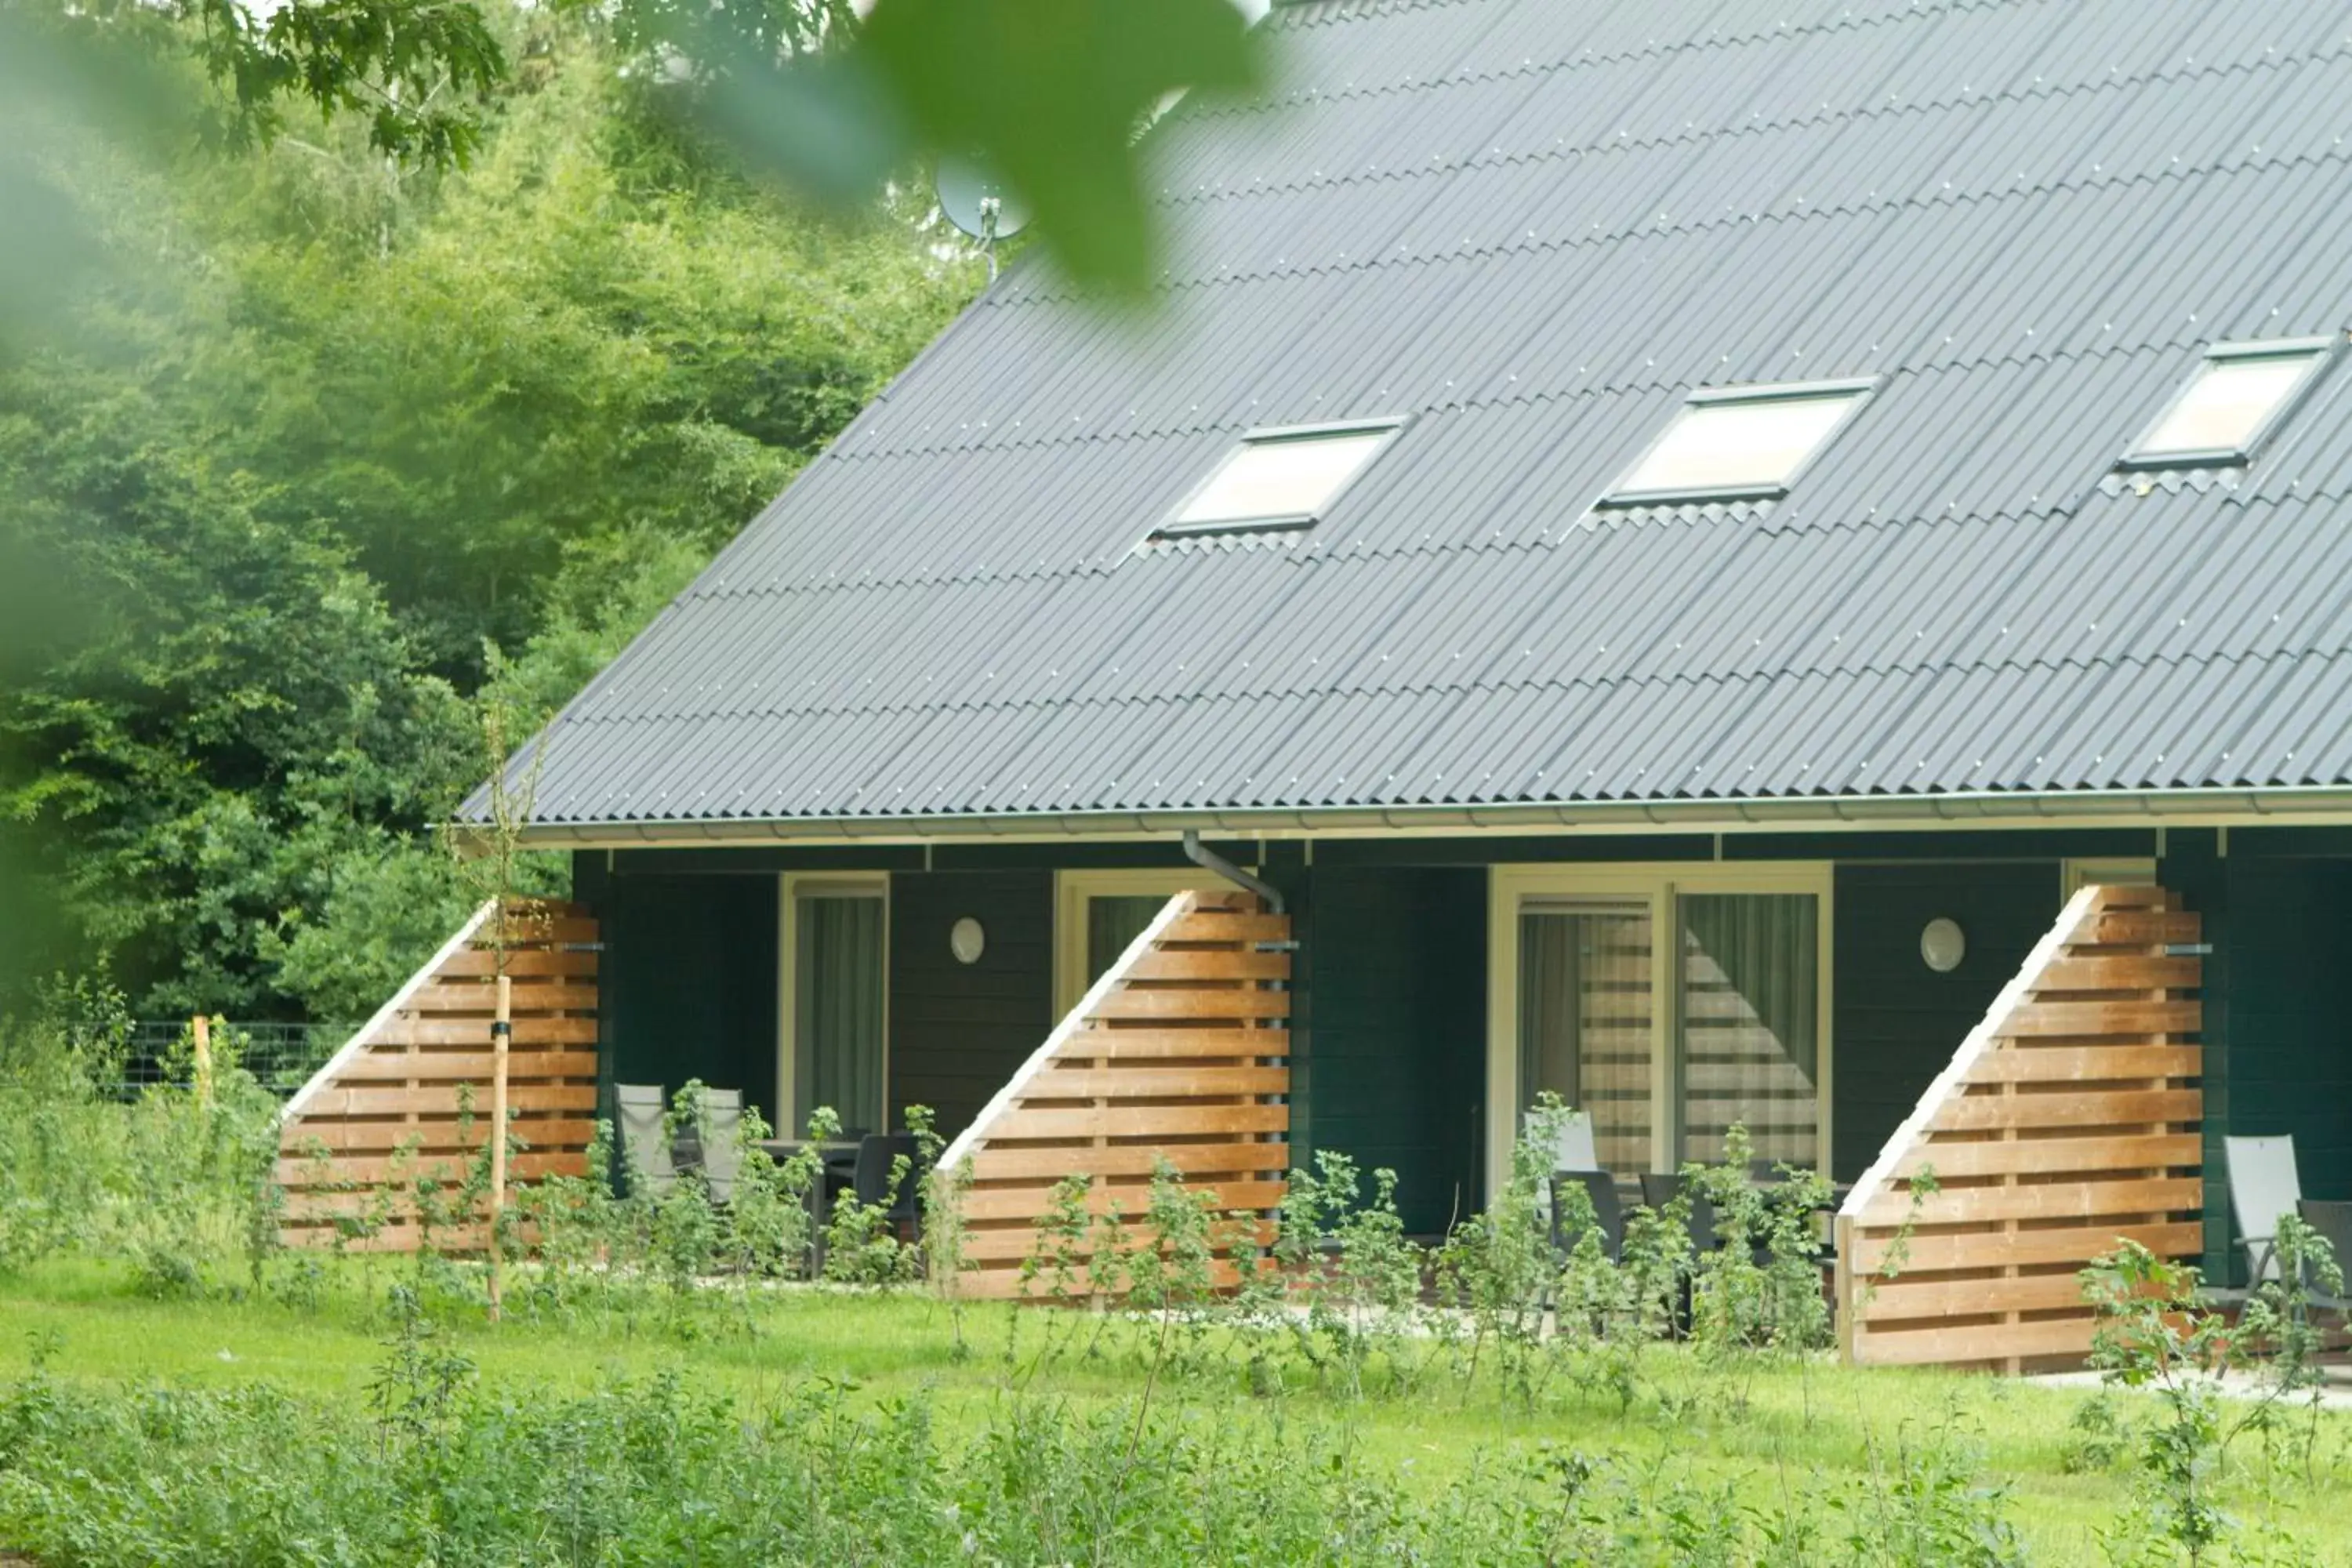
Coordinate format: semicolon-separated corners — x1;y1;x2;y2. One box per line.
1603;380;1872;506
2122;339;2336;469
1159;420;1402;537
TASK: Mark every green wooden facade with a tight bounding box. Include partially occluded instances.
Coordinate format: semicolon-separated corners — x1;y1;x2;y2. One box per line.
573;825;2352;1265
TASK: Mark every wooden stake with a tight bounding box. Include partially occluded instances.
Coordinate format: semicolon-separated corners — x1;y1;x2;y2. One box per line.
191;1015;213;1107
487;973;510;1323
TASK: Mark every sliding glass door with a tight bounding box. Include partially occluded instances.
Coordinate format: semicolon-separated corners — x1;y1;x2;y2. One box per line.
1495;867;1828;1182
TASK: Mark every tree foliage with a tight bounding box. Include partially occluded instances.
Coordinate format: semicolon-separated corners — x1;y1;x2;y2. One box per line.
0;7;975;1018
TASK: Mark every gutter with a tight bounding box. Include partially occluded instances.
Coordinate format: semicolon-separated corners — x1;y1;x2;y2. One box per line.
494;783;2352;851
1182;828;1284;912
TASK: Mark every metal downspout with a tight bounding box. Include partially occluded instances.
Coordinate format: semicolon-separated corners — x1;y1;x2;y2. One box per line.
1181;829;1284;913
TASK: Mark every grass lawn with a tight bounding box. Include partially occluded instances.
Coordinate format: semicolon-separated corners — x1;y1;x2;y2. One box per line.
5;1258;2351;1564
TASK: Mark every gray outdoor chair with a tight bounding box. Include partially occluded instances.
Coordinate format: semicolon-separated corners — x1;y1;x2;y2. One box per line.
1526;1108;1599;1236
615;1083;675;1199
699;1087;744;1205
1524;1107;1598;1175
2226;1134;2303;1287
1550;1170;1625;1262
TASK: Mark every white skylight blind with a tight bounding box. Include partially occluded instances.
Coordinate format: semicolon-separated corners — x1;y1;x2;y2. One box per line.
2123;339;2336;468
1604;380;1872;505
1161;420;1401;535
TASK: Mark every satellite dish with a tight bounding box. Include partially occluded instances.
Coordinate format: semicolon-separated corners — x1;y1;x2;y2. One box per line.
936;154;1029;245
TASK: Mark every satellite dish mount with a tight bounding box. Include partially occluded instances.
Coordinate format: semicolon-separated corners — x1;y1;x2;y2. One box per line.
936;154;1030;282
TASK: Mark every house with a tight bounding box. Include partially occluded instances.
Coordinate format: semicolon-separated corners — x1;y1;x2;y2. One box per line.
295;0;2352;1365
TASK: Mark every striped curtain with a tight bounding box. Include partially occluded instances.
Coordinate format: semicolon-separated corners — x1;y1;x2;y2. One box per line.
1676;893;1818;1169
1519;904;1653;1176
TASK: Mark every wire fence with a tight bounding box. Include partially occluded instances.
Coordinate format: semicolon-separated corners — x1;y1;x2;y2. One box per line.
110;1020;357;1102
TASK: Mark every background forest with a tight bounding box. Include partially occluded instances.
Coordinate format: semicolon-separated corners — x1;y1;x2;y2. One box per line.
0;1;977;1024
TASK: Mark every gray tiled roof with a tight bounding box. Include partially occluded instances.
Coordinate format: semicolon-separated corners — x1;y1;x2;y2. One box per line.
494;0;2352;833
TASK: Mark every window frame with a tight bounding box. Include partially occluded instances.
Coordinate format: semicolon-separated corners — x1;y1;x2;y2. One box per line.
1484;862;1835;1196
2118;337;2338;471
1051;868;1231;1014
1599;378;1876;507
775;872;891;1135
1153;416;1408;539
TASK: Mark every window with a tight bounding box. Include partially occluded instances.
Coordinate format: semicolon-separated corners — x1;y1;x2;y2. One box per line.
1490;864;1831;1188
1158;419;1402;537
1052;869;1229;1012
1602;380;1872;505
2122;339;2336;469
777;875;888;1137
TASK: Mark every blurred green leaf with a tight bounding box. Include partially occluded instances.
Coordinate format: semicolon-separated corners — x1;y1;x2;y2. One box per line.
670;0;1265;295
858;0;1260;292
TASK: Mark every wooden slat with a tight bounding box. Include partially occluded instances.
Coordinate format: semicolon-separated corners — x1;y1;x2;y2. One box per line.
2002;1000;2201;1037
274;1152;579;1186
438;949;598;979
1124;949;1291;982
1856;1176;2200;1229
956;1180;1287;1223
1846;1219;2201;1276
282;1116;598;1156
405;982;600;1014
1163;909;1288;938
2086;911;2199;945
296;1083;597;1119
1085;987;1290;1022
1860;1271;2104;1322
379;1017;600;1047
2038;956;2201;991
965;1141;1290;1182
1028;1065;1290;1099
1930;1087;2201;1132
1963;1046;2201;1084
328;1050;599;1083
1854;1315;2097;1368
985;1103;1288;1141
1061;1029;1287;1060
1887;1131;2201;1180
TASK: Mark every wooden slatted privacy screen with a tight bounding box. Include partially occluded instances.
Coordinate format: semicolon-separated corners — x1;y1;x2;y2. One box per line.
275;900;600;1250
1835;885;2202;1372
936;889;1290;1301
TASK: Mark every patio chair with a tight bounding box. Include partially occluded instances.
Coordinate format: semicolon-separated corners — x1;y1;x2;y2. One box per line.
615;1083;674;1199
1640;1172;1720;1255
2225;1134;2305;1287
851;1132;925;1242
699;1087;744;1206
2291;1200;2352;1314
1523;1108;1598;1174
1550;1170;1624;1262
